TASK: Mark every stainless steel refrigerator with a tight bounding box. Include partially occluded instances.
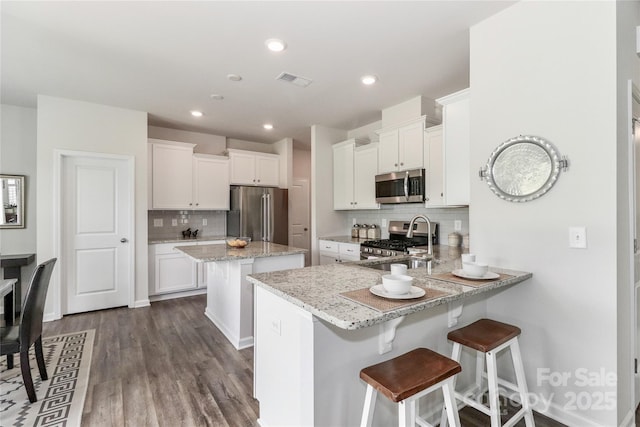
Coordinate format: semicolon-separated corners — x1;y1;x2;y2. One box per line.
227;186;288;245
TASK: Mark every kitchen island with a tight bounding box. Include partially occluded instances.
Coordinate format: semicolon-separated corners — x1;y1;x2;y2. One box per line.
177;242;306;349
247;255;531;427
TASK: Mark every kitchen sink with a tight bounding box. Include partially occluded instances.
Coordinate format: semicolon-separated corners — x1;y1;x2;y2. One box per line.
359;256;436;272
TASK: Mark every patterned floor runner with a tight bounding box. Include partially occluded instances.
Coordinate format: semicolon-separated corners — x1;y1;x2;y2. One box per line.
0;330;94;427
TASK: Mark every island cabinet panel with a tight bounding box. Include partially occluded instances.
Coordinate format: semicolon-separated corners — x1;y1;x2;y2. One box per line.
204;253;305;350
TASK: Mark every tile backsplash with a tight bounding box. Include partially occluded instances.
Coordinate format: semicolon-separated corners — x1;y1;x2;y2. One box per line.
148;210;226;240
344;205;469;246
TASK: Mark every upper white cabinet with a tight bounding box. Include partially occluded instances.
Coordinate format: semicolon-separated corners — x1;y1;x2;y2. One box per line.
228;149;280;187
149;139;230;210
151;140;196;209
193;154;230;210
377;118;425;173
424;88;470;207
332;139;379;210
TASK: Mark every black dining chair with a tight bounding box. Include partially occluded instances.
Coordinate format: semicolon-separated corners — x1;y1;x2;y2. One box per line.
1;258;57;403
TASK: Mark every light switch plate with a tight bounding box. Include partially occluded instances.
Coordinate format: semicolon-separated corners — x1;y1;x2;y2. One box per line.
203;218;208;226
454;220;462;231
569;226;587;248
381;218;387;228
153;218;163;227
171;218;178;226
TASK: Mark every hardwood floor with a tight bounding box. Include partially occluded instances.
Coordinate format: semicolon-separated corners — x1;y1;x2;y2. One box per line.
43;295;565;426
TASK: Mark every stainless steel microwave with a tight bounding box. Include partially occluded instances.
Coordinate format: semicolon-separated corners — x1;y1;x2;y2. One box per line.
375;169;425;204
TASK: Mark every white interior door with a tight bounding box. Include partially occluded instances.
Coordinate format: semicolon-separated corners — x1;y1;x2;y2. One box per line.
62;154;131;314
290;179;310;266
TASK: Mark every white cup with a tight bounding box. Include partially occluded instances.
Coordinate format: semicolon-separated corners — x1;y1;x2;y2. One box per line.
461;253;476;263
390;263;408;275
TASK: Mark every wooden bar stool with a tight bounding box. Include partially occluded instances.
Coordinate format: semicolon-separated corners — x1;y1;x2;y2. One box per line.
359;347;462;427
441;318;535;427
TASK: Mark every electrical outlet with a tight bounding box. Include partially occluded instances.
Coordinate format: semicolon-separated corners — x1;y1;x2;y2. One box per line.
171;218;178;226
454;220;462;231
203;218;208;226
569;226;587;248
153;218;163;227
353;218;357;225
381;218;387;228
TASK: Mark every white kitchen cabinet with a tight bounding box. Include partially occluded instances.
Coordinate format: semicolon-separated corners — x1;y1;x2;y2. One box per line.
332;140;379;210
424;89;470;207
318;240;360;264
149;139;230;210
377;118;425;173
228;149;280;187
424;125;445;206
193;154;229;210
151;140;196;209
149;240;224;297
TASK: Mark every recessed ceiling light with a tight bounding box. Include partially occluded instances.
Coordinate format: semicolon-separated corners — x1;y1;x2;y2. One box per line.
190;110;203;117
265;38;287;52
210;94;224;100
227;74;243;82
263;123;274;130
361;75;378;85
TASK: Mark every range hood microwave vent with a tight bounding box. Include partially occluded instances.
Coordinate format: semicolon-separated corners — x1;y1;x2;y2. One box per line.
276;72;313;88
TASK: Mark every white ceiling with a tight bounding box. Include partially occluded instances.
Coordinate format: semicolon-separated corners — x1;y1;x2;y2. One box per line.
1;1;515;148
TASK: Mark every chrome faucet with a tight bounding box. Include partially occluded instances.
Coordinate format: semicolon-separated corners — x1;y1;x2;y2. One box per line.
406;214;433;273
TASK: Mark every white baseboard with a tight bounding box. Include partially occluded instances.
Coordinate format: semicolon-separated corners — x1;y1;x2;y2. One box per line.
132;299;150;308
532;398;604;427
204;307;254;350
619;408;634;427
43;312;62;322
148;288;206;303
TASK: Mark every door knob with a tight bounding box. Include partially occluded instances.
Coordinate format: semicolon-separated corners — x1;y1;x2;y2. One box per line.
120;238;128;243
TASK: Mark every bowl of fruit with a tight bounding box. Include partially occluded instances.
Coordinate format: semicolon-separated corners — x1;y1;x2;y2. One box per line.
226;237;251;248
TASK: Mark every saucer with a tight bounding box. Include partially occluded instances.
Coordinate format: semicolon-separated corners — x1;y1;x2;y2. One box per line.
452;269;500;280
369;285;425;300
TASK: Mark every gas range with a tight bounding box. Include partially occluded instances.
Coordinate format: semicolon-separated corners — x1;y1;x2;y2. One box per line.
360;220;438;258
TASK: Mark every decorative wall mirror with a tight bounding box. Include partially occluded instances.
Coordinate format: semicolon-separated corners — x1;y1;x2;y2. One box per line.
1;175;25;228
479;135;568;203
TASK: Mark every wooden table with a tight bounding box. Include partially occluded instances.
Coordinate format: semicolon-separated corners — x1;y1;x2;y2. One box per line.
1;278;17;325
1;253;35;319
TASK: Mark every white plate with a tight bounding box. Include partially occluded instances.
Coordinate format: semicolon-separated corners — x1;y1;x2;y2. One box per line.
452;269;500;280
369;285;426;300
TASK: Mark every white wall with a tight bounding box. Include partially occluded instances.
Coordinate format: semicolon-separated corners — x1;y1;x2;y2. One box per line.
227;138;276;154
37;96;149;319
273;137;293;189
470;2;632;425
310;125;348;265
148;125;225;155
0;105;38;295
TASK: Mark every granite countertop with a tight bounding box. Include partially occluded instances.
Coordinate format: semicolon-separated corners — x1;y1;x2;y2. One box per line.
149;235;227;244
176;242;307;262
246;256;531;331
320;235;366;244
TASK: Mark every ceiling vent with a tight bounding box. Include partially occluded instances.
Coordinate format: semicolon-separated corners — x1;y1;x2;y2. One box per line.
276;72;312;88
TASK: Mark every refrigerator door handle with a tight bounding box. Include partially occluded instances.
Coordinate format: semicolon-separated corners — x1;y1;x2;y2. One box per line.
267;193;272;242
261;194;267;241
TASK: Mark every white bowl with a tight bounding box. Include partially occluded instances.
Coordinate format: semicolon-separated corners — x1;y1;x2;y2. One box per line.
462;261;488;277
381;274;413;295
461;253;476;263
390;263;408;275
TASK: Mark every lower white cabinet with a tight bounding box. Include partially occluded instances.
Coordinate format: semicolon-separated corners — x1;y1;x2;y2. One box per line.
318;240;360;265
149;240;224;297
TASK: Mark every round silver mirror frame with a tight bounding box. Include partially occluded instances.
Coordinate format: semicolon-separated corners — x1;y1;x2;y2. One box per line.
482;135;567;203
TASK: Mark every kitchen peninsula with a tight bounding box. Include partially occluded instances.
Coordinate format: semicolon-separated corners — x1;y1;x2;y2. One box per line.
177;242;306;349
247;256;531;427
